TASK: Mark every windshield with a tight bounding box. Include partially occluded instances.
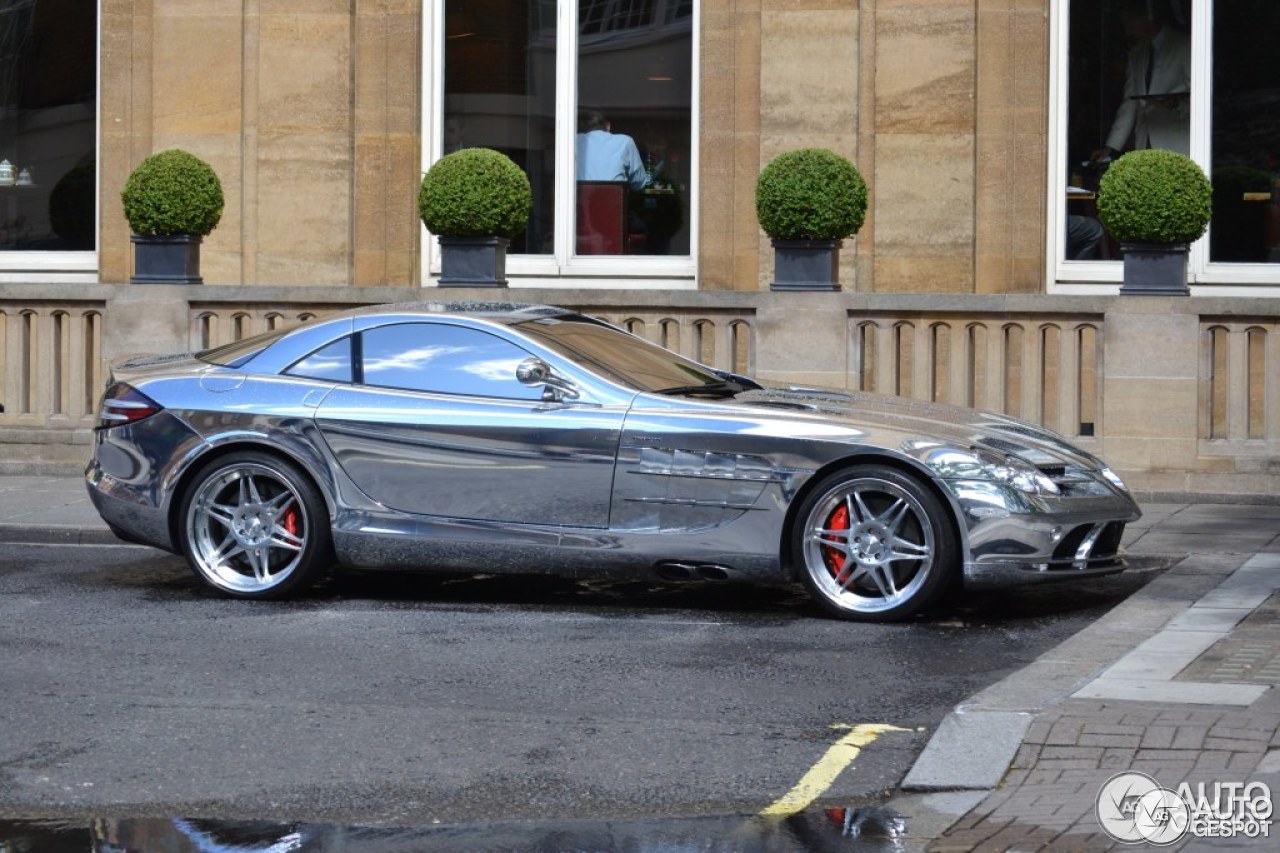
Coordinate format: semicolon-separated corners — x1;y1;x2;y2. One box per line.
517;316;733;394
197;328;289;368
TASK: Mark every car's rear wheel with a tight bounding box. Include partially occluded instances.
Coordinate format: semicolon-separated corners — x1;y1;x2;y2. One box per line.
178;451;331;599
792;465;957;622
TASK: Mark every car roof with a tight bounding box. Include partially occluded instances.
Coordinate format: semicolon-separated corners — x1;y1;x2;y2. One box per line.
341;301;579;326
209;301;591;375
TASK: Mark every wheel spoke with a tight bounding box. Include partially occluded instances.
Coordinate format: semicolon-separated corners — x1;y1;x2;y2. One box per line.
888;537;930;563
812;528;851;551
265;491;296;513
838;563;867;591
204;501;237;530
269;525;304;552
879;498;911;532
210;531;244;565
838;561;899;601
870;564;900;600
243;545;271;583
245;474;265;506
849;491;873;524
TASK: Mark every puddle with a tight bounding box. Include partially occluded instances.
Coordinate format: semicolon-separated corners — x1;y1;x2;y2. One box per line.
0;807;913;851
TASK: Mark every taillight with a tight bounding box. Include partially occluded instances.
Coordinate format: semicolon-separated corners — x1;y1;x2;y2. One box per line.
96;382;163;429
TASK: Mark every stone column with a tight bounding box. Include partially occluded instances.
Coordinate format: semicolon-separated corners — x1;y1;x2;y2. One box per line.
755;293;850;388
103;287;195;361
1101;299;1201;492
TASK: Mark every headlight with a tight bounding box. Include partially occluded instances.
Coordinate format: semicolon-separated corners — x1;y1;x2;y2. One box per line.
922;447;1059;496
975;449;1061;496
1100;466;1128;493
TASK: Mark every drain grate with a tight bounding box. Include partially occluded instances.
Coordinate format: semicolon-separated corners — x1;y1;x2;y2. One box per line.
1177;593;1280;684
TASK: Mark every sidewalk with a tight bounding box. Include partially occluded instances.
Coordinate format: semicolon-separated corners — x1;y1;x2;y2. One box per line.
3;473;1280;848
895;502;1280;851
0;472;118;545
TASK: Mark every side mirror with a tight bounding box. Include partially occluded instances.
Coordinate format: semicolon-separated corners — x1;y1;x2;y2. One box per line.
516;357;580;401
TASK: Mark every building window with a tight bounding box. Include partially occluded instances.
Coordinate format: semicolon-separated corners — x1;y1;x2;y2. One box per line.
425;0;696;286
0;1;97;274
1052;0;1280;289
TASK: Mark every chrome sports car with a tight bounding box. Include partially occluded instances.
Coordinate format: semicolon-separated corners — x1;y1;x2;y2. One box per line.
86;302;1141;621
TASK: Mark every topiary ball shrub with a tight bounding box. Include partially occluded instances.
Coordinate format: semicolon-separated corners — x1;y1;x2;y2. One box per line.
756;148;868;241
121;149;224;237
418;148;532;239
1096;149;1212;245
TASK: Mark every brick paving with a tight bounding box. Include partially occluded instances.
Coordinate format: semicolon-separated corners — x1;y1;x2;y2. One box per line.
928;698;1280;850
917;503;1280;851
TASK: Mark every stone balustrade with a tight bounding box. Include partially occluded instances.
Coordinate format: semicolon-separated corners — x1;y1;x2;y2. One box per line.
0;301;106;428
0;283;1277;497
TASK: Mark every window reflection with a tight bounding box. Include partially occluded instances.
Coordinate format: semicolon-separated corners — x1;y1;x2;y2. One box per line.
576;0;691;256
0;0;96;252
1065;1;1280;265
519;316;720;392
444;1;556;254
1065;1;1192;262
1209;1;1280;263
360;324;541;400
439;1;692;259
287;338;353;384
363;345;469;376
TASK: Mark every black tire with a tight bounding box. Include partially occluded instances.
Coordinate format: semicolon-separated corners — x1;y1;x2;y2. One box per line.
790;464;958;622
177;450;332;599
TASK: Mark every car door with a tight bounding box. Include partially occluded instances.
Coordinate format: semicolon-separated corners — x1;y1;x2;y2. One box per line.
311;321;627;528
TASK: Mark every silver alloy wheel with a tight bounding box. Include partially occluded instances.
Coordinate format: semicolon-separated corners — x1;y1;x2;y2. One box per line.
801;475;936;616
186;461;309;595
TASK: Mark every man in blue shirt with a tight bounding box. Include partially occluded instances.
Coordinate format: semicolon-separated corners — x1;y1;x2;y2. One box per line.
576;111;648;191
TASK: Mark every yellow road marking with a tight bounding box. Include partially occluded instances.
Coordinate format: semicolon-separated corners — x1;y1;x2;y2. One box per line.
758;723;909;818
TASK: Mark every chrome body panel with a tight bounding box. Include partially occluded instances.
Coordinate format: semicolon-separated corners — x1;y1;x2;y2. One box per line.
314;385;629;527
86;409;203;551
87;302;1141;596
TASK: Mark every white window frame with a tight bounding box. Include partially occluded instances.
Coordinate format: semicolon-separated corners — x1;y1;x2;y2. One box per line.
1048;0;1280;296
420;0;699;289
0;1;100;283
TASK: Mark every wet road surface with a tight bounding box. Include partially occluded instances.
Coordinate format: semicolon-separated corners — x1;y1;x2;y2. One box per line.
0;543;1169;837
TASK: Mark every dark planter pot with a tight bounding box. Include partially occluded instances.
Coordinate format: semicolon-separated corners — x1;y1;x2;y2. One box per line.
1118;242;1190;296
130;234;203;284
769;239;842;291
438;236;509;287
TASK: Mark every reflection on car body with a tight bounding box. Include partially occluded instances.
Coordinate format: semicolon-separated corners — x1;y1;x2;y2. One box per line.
86;301;1141;621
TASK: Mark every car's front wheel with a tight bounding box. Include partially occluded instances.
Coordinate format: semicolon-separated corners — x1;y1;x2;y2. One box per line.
178;451;331;599
792;465;958;622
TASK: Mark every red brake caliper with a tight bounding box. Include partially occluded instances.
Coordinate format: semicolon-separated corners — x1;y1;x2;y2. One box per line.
822;504;851;583
282;508;300;539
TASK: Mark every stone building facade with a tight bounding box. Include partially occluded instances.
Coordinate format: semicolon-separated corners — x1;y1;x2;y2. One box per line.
90;1;1050;295
1;1;1278;497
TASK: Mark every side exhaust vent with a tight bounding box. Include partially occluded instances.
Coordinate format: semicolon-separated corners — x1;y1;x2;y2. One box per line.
654;562;735;582
655;562;696;581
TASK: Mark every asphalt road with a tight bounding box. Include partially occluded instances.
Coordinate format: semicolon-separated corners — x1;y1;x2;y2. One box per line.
0;543;1165;830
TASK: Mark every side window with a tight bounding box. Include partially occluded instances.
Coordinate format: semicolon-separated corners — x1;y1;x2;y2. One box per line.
285;337;354;383
359;323;543;400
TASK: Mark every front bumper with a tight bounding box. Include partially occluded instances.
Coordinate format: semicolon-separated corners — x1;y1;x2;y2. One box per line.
944;479;1141;590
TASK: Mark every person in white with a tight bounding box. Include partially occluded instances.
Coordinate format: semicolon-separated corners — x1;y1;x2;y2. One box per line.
1093;0;1191;159
576;110;648;191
